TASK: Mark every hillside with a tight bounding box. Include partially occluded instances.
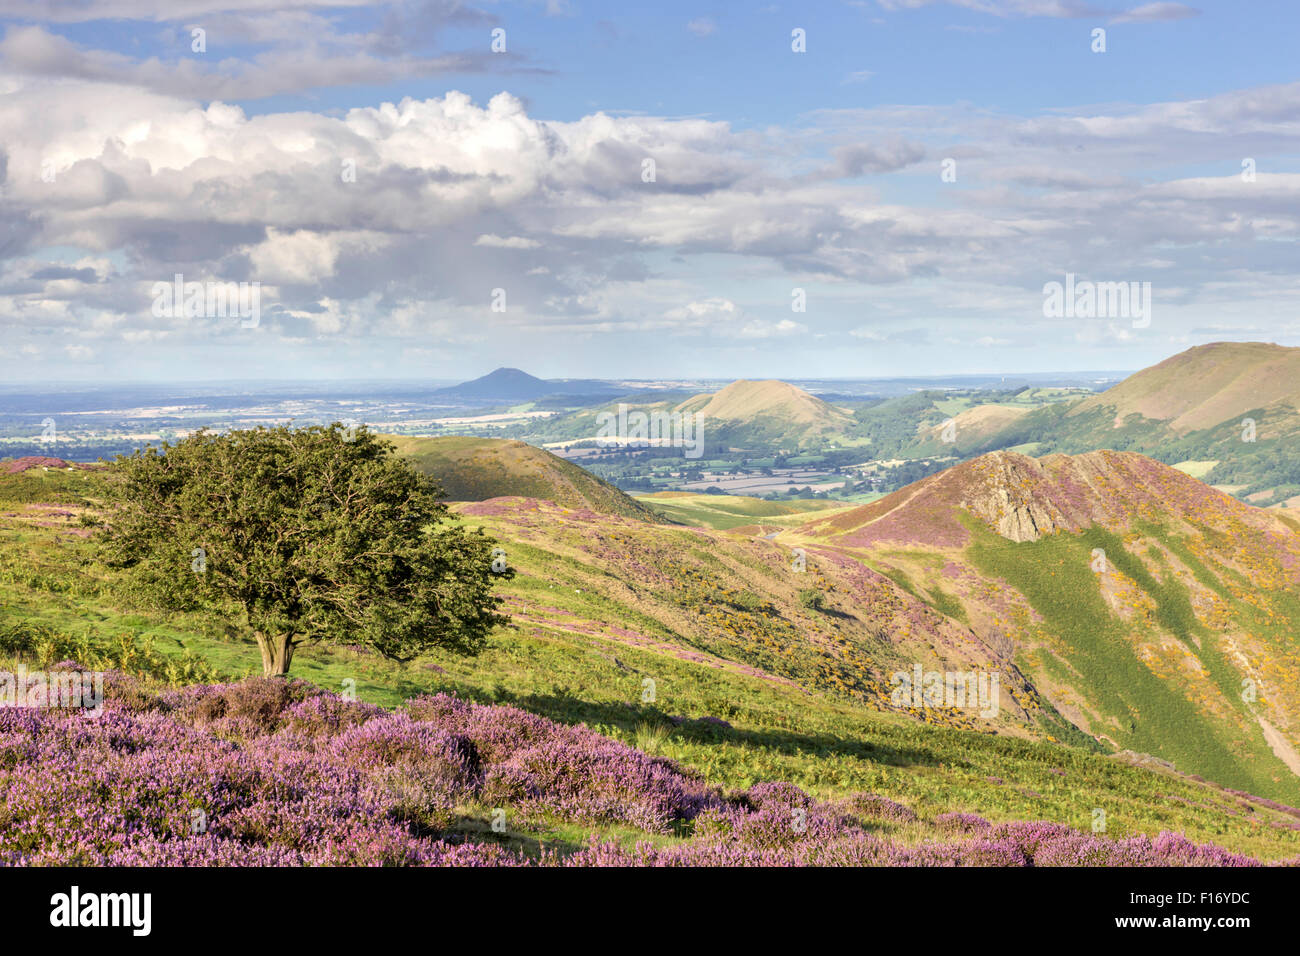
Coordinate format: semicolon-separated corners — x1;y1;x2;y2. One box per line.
636;491;850;530
386;435;658;520
1069;342;1300;434
4;462;1300;862
794;449;1300;799
675;379;856;448
976;343;1300;505
4;669;1293;866
919;404;1030;451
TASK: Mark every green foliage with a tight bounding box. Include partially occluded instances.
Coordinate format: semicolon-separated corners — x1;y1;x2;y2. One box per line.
964;517;1294;802
0;619;222;685
798;587;825;611
97;425;509;675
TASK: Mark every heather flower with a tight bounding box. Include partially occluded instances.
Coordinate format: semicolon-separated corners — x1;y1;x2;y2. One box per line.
0;672;1282;868
839;792;918;824
935;812;991;834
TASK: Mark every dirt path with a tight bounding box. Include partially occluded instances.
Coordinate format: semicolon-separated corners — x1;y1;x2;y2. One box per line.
1257;716;1300;776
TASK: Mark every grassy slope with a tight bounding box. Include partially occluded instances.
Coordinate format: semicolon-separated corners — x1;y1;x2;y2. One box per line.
636;492;849;530
970;344;1300;505
384;434;658;520
3;467;1300;860
964;520;1289;799
781;450;1300;804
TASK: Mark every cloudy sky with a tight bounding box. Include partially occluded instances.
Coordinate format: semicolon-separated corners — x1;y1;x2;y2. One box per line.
1;0;1297;382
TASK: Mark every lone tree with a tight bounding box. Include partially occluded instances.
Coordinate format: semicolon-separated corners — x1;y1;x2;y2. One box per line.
100;424;510;677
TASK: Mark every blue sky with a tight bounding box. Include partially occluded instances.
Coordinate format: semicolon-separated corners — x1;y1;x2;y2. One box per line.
1;0;1298;382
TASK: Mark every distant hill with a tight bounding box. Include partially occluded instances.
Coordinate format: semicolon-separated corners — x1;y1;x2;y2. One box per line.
790;448;1300;799
675;380;854;448
973;343;1300;506
517;378;861;452
385;435;658;520
432;367;617;403
1069;342;1300;434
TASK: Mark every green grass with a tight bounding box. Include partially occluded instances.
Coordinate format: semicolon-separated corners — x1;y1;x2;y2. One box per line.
964;516;1297;803
4;467;1300;860
637;493;846;530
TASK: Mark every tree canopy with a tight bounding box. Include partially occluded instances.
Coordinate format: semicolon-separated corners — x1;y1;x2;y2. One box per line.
99;424;510;677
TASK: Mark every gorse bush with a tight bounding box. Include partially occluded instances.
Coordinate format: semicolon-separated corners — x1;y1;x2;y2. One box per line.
0;621;220;686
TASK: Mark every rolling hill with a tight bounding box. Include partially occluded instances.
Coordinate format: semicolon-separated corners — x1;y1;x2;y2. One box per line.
532;379;861;453
675;379;856;448
1068;341;1300;434
4;454;1300;862
793;449;1300;800
385;435;659;520
974;343;1300;505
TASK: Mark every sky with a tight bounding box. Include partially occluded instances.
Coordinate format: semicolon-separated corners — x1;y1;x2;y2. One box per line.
0;0;1298;383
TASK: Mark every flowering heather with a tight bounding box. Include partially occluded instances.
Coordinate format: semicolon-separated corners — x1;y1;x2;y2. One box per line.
0;673;1289;866
935;812;992;834
403;693;723;832
840;792;919;824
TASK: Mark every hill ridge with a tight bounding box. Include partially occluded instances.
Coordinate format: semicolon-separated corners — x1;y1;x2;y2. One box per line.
384;435;658;520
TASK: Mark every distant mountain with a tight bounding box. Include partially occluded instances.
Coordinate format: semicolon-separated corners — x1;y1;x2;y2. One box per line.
386;435;659;520
432;368;616;403
792;448;1300;799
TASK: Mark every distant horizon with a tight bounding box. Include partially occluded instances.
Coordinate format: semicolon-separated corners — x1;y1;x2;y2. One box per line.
0;367;1138;392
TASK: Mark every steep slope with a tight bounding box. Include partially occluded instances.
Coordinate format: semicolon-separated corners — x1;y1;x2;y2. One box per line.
1069;341;1300;434
977;343;1300;505
793;449;1300;800
386;435;659;520
456;495;1060;738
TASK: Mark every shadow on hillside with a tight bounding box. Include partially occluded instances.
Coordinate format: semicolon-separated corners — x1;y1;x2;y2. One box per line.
498;691;942;773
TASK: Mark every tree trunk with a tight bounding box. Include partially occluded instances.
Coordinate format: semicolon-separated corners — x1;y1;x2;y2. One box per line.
256;632;296;677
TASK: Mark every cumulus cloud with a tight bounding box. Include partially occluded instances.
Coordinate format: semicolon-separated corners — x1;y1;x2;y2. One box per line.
0;38;1296;377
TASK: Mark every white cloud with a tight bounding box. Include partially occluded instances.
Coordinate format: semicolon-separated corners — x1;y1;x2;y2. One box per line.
734;318;805;338
474;234;542;249
1111;3;1199;24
